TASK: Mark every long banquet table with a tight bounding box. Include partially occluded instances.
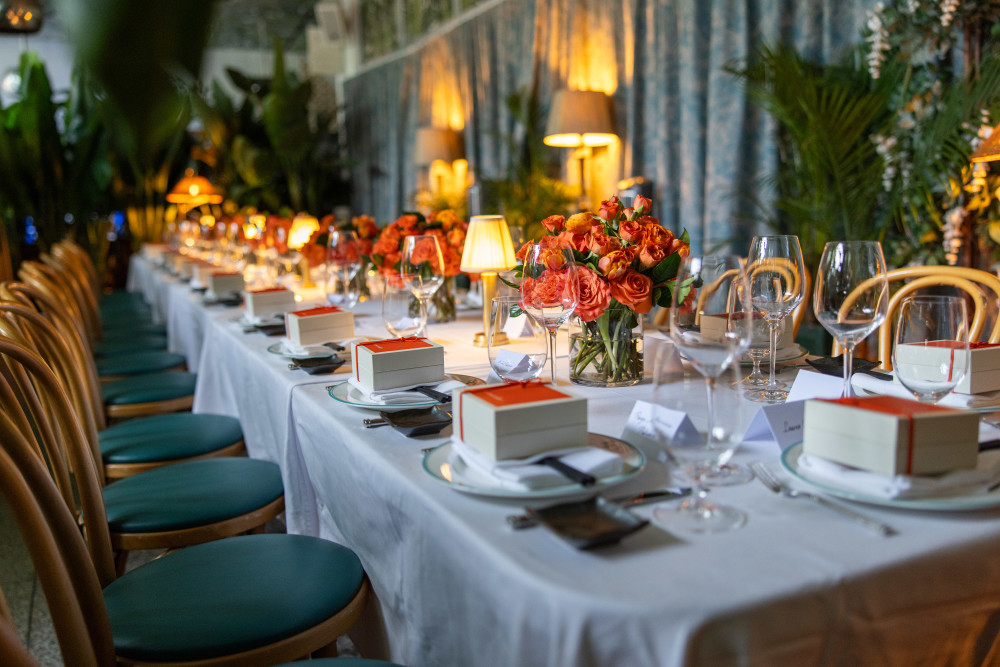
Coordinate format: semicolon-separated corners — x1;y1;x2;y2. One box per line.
128;253;1000;666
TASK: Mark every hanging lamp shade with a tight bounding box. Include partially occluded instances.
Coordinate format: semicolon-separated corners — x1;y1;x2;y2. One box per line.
971;123;1000;163
166;169;223;207
543;90;617;148
0;0;42;33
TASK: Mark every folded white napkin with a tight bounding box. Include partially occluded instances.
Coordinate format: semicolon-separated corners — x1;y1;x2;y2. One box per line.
347;377;464;405
797;453;1000;500
279;338;314;356
450;439;624;491
850;371;1000;410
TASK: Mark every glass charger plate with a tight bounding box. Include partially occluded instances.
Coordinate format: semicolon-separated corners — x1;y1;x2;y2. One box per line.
781;442;1000;511
422;433;645;500
327;373;485;412
266;342;339;360
740;343;808;365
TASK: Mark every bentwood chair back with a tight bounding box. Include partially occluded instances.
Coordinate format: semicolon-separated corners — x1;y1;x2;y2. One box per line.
0;612;41;667
836;266;1000;369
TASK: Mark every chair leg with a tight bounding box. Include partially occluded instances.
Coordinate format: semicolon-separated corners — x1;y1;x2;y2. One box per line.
115;550;129;576
247;524;267;535
311;640;340;658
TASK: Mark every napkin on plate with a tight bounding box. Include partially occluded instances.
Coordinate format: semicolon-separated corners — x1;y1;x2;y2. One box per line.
450;439;624;491
346;378;466;405
850;371;1000;410
279;338;315;356
797;453;1000;499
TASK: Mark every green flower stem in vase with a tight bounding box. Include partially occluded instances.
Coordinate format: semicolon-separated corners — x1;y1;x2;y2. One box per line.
569;311;644;387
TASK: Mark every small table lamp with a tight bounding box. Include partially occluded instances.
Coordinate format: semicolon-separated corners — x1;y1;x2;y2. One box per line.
460;215;517;347
288;213;321;287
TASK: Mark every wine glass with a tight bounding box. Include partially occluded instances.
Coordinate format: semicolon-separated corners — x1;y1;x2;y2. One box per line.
326;229;362;308
892;295;969;403
813;241;889;398
747;235;807;403
487;295;547;382
737;328;775;389
519;245;579;384
381;276;422;338
655;254;753;532
401;234;445;338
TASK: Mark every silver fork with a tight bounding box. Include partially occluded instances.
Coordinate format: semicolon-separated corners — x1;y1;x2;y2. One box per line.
750;462;896;537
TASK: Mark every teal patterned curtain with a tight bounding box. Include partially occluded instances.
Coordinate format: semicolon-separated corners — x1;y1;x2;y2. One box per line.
343;0;877;252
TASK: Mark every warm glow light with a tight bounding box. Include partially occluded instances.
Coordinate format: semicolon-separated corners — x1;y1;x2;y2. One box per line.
972;123;1000;163
287;213;320;250
167;169;223;206
543;132;618;148
460;215;517;273
543;90;617;148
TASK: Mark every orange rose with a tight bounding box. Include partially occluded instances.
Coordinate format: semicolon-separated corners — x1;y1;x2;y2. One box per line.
565;213;594;234
641;223;674;247
557;231;590;254
397;214;420;231
575;266;611;322
597;249;634;281
588;232;622;257
667;237;690;258
541;215;565;233
610;269;653;314
638;244;669;269
633;195;652;215
618;218;646;243
599;196;622;221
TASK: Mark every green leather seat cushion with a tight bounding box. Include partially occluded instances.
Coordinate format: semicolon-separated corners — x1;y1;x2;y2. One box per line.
104;534;365;662
277;659;405;666
103;321;167;337
94;336;168;357
102;372;197;405
101;306;154;324
101;291;147;307
103;458;283;532
100;413;243;464
96;351;186;377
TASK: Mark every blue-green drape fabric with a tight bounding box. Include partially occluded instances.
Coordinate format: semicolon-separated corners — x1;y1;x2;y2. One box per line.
343;0;877;252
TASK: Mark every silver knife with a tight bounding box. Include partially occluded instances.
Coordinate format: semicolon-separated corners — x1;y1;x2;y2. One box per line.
506;487;692;529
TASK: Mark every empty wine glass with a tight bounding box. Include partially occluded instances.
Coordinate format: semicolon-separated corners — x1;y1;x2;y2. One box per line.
519;245;579;384
814;241;889;398
381;276;421;338
487;296;547;382
401;234;445;338
892;295;969;403
655;255;753;532
326;229;362;308
747;235;807;403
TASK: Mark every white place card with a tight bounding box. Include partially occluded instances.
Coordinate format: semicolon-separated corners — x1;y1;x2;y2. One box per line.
502;312;534;338
742;401;805;450
621;400;701;451
491;349;535;377
785;369;848;402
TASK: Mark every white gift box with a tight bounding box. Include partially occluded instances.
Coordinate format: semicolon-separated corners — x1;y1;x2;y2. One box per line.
286;306;354;346
207;272;245;296
894;341;1000;394
244;287;296;320
700;312;793;349
189;263;218;286
803;396;979;476
142;243;169;263
453;382;588;461
352;337;445;392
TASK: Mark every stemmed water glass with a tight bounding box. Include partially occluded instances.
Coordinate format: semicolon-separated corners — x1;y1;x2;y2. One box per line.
813;241;889;398
892;295;969;404
747;235;806;403
401;234;445;338
655;254;753;532
381;276;422;337
326;229;362;309
487;295;547;382
519;245;579;384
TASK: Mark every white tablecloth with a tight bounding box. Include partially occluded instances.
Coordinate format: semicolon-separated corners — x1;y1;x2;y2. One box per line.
127;255;1000;667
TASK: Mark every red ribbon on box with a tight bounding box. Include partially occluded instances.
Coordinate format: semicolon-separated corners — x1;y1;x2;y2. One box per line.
353;337;432;381
457;380;570;442
820;396;956;475
211;271;241;277
289;306;343;317
247;287;289;294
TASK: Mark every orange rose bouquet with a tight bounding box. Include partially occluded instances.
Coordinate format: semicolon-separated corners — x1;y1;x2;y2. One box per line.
514;194;690;385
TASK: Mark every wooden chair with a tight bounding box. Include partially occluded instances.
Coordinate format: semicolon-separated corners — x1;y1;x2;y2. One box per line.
0;346;371;666
836;266;1000;369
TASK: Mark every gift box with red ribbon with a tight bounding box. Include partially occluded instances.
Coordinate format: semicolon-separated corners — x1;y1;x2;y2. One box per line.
352;337;444;391
453;381;588;461
286;306;354;346
803;395;978;475
244;287;295;320
895;341;1000;394
207;271;245;296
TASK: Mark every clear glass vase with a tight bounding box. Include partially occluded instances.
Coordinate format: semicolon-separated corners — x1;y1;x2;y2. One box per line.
428;275;457;323
569;314;644;387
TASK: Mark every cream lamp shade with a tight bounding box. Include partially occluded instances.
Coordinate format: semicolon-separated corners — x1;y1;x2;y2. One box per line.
460;215;517;273
972;123;1000;163
543;89;617;148
414;127;465;165
288;213;320;250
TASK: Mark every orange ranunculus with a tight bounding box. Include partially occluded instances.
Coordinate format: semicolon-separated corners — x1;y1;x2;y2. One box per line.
641;223;674;247
637;215;660;227
598;196;622;221
588;232;622;257
633;194;652;215
576;265;611;322
597;249;634;281
565;212;594;234
618;218;646;243
541;215;565;233
610;269;653;314
522;270;568;308
638;243;669;269
557;231;590;254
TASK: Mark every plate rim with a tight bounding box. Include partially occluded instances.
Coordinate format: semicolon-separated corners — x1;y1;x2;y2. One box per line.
421;434;646;500
780;442;1000;511
327;374;485;412
266;341;336;360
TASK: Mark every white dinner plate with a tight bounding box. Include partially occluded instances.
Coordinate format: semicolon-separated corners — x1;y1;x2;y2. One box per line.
780;442;1000;511
422;433;646;500
327;373;485;412
741;343;808;365
266;342;339;360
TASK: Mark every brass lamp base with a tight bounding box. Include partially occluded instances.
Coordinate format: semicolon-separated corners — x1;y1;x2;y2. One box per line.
474;331;509;348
